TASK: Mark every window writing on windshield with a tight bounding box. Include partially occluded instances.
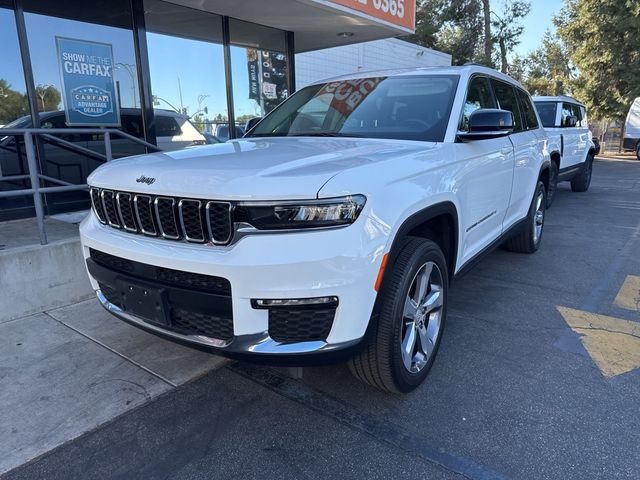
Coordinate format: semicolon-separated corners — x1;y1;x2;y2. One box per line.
248;75;459;142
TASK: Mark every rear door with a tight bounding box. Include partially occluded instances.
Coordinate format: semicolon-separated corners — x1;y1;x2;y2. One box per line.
455;76;515;264
560;102;581;168
489;78;527;230
504;88;546;225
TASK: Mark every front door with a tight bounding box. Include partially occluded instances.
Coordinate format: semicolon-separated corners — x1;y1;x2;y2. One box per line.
455;76;514;265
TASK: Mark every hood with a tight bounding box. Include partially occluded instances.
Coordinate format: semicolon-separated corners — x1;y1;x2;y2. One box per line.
88;137;435;200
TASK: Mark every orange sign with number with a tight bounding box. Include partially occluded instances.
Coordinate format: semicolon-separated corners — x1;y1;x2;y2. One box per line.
326;0;416;31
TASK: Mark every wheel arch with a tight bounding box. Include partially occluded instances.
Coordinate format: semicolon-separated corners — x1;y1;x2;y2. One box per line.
383;201;459;286
538;162;551;192
549;151;561;170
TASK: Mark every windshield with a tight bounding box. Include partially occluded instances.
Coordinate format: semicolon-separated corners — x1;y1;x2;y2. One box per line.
534;101;558;128
248;75;459;142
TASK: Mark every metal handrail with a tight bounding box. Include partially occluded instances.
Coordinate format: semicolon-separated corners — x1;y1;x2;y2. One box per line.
0;127;162;245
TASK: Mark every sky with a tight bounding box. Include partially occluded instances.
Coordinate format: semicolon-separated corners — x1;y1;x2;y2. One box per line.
512;0;563;57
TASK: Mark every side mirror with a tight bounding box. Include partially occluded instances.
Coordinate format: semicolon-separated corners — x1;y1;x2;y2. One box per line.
245;117;262;132
563;115;577;128
458;109;514;142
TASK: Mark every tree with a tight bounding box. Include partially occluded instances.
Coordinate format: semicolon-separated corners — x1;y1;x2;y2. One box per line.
555;0;640;122
440;0;485;65
34;84;61;112
511;31;574;95
481;0;492;64
0;79;29;125
404;0;444;49
491;0;531;73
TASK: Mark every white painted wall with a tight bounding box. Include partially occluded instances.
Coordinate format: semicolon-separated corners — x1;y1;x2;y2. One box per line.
295;38;452;87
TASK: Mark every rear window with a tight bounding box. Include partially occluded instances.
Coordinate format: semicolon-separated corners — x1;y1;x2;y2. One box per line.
155;115;182;137
534;101;557;128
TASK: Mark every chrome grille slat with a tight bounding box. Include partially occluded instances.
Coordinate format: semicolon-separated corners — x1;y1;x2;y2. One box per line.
178;199;205;243
116;192;138;232
206;201;232;245
101;190;122;228
154;196;181;240
90;188;106;224
134;194;157;236
92;188;233;245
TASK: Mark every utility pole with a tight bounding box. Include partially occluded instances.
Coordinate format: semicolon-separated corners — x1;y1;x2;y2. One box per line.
177;76;184;114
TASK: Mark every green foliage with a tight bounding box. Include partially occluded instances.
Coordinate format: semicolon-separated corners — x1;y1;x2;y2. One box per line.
405;0;531;68
510;32;574;95
0;79;29;125
34;84;61;112
491;0;531;73
555;0;640;121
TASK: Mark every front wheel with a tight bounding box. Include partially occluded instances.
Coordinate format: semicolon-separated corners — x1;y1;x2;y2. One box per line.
349;238;448;393
504;180;546;254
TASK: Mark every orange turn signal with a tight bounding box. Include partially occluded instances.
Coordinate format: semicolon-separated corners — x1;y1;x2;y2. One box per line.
374;253;389;292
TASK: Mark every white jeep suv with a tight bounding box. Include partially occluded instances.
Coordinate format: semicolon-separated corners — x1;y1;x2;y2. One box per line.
81;66;550;393
533;96;596;206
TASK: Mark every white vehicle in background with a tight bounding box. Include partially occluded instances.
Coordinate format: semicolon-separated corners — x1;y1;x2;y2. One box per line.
623;97;640;160
533;96;596;206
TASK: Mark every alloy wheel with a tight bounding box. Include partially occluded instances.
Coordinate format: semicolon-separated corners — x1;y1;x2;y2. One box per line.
533;189;545;244
400;261;444;373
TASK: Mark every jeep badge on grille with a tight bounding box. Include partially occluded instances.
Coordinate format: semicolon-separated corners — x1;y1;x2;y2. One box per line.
136;175;156;185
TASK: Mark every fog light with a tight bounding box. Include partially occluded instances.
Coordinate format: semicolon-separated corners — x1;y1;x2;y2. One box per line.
251;296;338;309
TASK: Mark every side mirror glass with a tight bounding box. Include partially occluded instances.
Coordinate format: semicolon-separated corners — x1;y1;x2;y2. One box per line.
458;109;514;142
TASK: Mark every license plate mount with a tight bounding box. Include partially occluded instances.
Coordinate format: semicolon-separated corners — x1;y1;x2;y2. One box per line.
117;278;168;326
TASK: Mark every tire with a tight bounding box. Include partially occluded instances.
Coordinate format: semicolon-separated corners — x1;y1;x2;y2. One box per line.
349;237;448;393
546;161;558;208
636;142;640;161
570;154;593;192
504;180;546;254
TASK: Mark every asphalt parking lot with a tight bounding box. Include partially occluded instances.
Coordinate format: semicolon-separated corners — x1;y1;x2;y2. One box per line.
5;157;640;480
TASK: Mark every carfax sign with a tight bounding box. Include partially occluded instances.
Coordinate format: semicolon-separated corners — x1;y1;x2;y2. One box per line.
56;37;120;126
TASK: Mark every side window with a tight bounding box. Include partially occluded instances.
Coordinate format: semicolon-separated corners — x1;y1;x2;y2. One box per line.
571;104;583;127
518;90;539;130
533;102;558;128
579;106;587;127
561;103;573;127
121;115;144;138
460;77;497;131
155;116;182;137
490;79;523;132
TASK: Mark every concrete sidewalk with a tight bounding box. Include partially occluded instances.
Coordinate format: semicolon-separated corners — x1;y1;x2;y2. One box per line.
0;298;226;474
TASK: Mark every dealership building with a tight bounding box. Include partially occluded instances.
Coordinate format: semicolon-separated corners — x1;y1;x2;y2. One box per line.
0;0;450;221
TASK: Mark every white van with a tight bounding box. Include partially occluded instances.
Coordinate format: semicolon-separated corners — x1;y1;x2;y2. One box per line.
623;97;640;160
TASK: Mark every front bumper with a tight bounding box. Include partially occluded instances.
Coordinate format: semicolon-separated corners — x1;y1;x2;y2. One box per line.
79;212;389;358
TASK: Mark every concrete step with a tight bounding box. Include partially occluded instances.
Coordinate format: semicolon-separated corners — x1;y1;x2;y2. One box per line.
0;216;93;322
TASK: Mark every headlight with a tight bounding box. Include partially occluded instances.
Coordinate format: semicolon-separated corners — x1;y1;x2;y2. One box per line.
235;195;366;230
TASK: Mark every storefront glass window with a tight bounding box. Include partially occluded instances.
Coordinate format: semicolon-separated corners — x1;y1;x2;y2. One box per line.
22;1;143;214
0;5;32;219
145;0;226;146
229;18;289;135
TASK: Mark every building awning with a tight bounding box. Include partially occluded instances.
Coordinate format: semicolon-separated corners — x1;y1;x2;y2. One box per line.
164;0;416;52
